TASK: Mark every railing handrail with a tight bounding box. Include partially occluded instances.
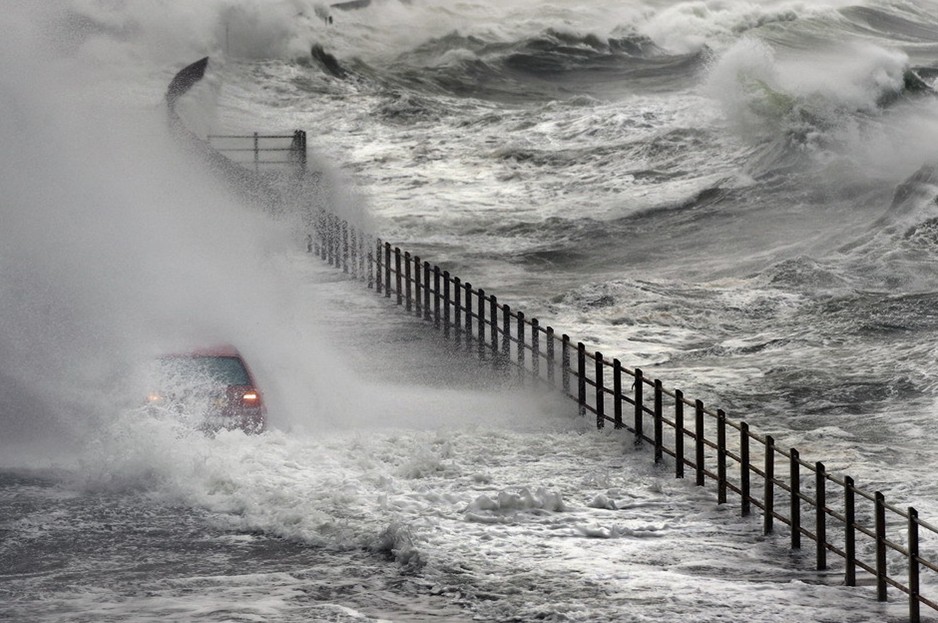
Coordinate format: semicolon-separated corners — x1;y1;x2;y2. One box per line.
306;212;935;623
206;130;307;174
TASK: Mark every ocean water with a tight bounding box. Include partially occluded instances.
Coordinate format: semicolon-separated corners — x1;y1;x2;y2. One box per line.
3;1;938;621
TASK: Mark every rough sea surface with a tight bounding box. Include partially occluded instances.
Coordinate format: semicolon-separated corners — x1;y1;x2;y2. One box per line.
3;1;938;621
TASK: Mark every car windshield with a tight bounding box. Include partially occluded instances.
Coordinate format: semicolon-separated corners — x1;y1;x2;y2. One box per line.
156;355;251;387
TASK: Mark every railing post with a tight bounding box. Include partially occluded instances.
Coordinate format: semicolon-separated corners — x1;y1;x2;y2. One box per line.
562;335;571;395
595;353;605;429
517;312;526;381
502;304;511;362
318;213;327;260
613;359;623;429
394;247;402;305
531;319;540;382
717;409;727;504
434;266;441;330
477;289;486;359
845;476;856;586
654;380;663;463
403;253;412;310
490;296;498;359
443;271;451;339
816;462;827;571
253;131;259;173
413;255;422;317
764;435;775;535
453;276;462;345
577;342;586;417
790;449;801;549
675;390;684;479
545;327;555;386
375;238;376;294
424;262;432;321
359;231;366;279
350;227;357;278
463;282;472;344
875;491;888;602
634;369;644;447
342;221;349;273
384;242;391;298
695;400;705;486
909;507;921;623
740;422;750;516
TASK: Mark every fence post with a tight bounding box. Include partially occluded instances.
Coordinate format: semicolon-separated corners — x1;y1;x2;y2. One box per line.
816;462;827;570
477;289;486;359
517;312;526;381
909;507;921;623
595;353;605;429
875;491;888;602
394;248;402;305
453;276;462;345
384;242;391;298
443;271;451;339
349;227;358;279
634;369;644;447
319;216;327;261
434;266;441;330
464;282;474;345
373;238;381;293
562;335;571;395
531;319;540;382
695;400;705;486
413;255;422;317
359;231;366;279
845;476;856;586
613;359;623;429
425;262;433;321
675;390;684;479
490;296;498;359
546;327;555;386
790;449;801;549
253;131;259;173
403;252;412;310
502;304;511;362
654;380;663;463
717;409;727;504
764;435;775;535
342;221;349;273
577;342;586;417
740;422;750;516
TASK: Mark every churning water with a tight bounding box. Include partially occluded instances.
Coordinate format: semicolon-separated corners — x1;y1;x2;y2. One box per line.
3;1;938;621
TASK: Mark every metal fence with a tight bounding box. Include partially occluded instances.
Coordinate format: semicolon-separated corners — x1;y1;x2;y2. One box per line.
310;209;937;622
207;130;307;173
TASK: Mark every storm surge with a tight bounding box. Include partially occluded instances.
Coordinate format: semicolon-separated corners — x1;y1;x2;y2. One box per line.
5;1;938;622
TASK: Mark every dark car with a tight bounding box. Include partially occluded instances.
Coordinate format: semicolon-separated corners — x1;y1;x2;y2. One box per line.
146;346;266;434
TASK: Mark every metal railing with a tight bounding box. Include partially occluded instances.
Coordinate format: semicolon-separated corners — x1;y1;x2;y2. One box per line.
207;130;307;173
311;210;936;622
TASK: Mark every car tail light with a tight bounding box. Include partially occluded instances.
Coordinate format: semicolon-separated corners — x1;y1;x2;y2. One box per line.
233;388;262;408
241;391;259;404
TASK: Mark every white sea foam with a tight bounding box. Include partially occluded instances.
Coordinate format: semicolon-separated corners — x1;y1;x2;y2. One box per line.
5;1;938;621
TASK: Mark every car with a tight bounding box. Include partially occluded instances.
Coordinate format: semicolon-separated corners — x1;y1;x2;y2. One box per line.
145;345;267;434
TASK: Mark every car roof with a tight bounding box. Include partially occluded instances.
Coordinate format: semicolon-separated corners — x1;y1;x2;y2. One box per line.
160;345;244;358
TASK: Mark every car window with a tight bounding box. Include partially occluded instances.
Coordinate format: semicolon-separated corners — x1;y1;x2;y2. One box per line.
157;356;251;387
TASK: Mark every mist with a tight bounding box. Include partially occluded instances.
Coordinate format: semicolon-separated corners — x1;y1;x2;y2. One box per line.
0;2;333;462
0;1;569;471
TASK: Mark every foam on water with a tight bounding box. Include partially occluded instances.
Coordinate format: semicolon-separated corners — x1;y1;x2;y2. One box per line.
6;1;938;620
